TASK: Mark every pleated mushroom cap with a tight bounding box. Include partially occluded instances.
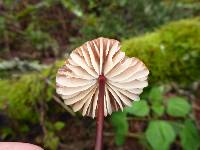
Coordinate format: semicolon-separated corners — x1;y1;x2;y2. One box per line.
56;37;149;118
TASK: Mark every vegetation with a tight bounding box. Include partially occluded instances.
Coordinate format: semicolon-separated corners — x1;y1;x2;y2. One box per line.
1;17;200;149
0;0;200;59
111;87;200;150
0;0;200;150
122;17;200;84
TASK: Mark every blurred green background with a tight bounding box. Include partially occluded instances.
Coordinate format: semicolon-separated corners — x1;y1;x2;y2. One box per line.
0;0;200;150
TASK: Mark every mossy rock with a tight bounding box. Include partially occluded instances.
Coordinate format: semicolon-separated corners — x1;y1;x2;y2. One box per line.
122;17;200;84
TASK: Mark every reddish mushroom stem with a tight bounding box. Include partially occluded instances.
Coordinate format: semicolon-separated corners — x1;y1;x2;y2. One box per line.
95;75;106;150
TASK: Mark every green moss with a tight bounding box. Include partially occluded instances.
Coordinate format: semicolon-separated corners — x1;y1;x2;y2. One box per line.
122;17;200;84
0;74;42;121
0;61;62;121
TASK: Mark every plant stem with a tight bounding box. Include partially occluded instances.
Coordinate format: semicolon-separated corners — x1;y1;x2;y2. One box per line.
95;75;106;150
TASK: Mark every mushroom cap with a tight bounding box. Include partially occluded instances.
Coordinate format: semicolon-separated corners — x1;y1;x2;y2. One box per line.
56;37;149;118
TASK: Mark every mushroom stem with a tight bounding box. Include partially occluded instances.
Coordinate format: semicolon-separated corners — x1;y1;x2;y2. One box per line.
95;75;106;150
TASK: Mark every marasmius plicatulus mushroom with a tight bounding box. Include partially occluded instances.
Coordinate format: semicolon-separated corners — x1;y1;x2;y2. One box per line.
56;37;149;150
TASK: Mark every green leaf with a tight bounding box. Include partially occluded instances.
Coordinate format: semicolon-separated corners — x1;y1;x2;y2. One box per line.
180;120;200;150
110;111;128;145
166;97;191;117
125;100;150;117
54;121;65;131
152;104;165;117
145;120;176;150
148;86;164;104
170;122;183;135
44;131;59;150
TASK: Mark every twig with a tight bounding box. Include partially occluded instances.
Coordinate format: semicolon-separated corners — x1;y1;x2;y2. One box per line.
127;132;142;138
104;132;141;139
38;99;47;136
52;95;76;116
46;81;75;116
42;67;75;117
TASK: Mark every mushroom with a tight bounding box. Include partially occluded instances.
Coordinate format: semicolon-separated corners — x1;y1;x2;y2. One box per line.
56;37;149;150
